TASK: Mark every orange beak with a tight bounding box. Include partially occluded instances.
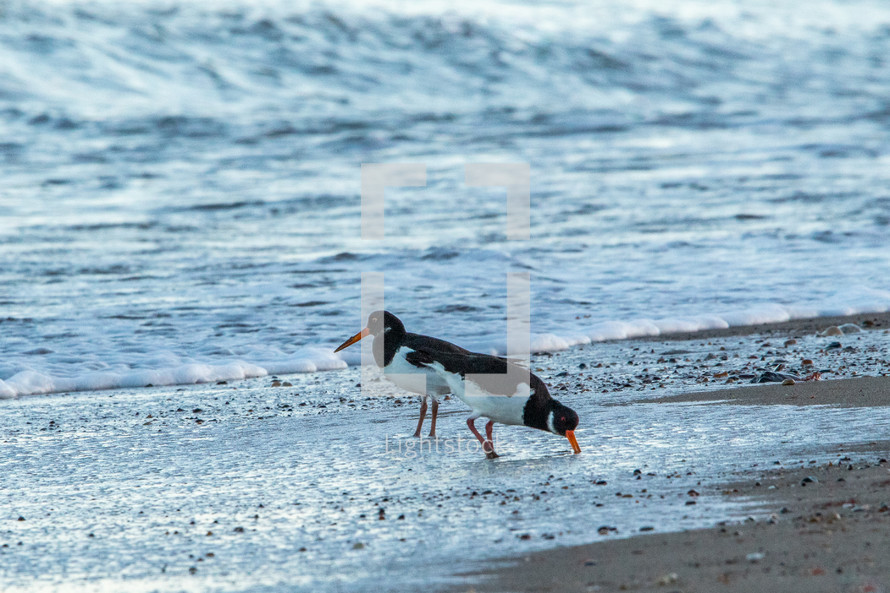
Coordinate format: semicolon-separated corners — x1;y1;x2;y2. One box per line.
334;327;370;352
565;430;581;454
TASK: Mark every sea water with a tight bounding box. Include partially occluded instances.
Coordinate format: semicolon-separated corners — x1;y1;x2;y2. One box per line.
2;0;890;397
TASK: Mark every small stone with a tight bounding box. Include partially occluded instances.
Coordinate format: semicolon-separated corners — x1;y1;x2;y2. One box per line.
17;516;25;521
820;326;843;337
802;359;814;366
233;526;245;533
784;339;797;347
753;371;799;383
801;476;819;486
825;341;842;350
746;552;765;563
655;572;679;585
838;323;861;334
352;542;365;550
782;378;795;385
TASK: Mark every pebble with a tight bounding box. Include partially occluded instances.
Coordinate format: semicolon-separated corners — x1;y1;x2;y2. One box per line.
746;552;765;563
655;572;679;585
752;371;800;384
820;326;843;337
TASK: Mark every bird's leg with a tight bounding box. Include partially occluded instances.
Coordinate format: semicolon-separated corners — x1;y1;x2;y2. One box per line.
466;417;486;446
428;399;439;438
413;397;428;438
467;417;498;459
484;419;499;459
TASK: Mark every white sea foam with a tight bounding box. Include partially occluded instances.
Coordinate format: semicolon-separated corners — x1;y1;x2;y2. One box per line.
0;362;268;399
3;299;888;399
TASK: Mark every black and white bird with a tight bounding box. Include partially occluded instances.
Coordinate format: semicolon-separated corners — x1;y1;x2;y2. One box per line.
334;310;470;438
334;311;581;457
404;346;580;458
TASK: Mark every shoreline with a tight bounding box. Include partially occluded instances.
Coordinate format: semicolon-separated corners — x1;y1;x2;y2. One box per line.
634;311;890;343
3;311;889;400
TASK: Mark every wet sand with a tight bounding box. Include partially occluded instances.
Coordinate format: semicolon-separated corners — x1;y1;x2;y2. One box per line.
3;311;889;592
656;375;890;407
641;311;890;342
453;313;890;593
458;452;890;593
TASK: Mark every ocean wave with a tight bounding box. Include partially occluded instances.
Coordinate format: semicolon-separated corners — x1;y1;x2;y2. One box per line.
5;0;887;127
3;298;889;399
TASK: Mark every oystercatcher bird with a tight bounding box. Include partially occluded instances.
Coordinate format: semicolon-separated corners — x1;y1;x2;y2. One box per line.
334;310;470;438
334;311;581;457
404;348;581;458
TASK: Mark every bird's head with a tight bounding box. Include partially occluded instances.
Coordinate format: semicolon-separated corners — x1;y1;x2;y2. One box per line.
547;401;581;454
334;310;404;352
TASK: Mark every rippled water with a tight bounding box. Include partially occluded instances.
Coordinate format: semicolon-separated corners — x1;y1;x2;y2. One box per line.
2;0;890;396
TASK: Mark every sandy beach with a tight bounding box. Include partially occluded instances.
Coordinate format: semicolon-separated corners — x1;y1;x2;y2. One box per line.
3;312;889;593
452;314;890;593
457;453;890;593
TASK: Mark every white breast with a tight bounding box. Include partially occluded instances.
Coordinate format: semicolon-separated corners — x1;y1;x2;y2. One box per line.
428;361;530;426
383;347;451;398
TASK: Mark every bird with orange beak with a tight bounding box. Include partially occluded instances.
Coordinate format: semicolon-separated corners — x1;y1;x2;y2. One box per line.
334;310;471;438
334;311;581;457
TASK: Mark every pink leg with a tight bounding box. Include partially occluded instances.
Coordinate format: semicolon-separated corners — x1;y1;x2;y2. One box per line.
467;417;498;458
413;398;427;438
484;420;499;458
428;399;439;438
